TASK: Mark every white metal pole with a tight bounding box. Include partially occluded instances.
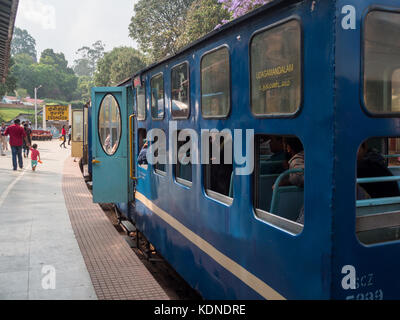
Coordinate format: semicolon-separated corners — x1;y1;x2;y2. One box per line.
34;87;37;130
43;105;46;130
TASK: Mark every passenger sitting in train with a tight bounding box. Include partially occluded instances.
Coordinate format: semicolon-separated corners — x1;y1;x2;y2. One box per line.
263;135;289;174
357;142;400;198
273;137;305;223
138;140;148;165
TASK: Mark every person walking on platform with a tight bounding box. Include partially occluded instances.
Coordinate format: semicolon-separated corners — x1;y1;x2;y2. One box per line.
30;144;41;172
60;125;67;148
4;119;30;171
23;123;32;158
68;125;72;145
0;122;7;156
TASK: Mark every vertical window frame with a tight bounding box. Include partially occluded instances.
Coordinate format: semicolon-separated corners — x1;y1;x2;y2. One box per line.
200;45;232;119
249;17;303;119
202;132;234;206
171;61;191;120
252;134;304;235
361;8;400;118
150;72;165;121
97;93;122;157
174;130;193;188
136;84;147;121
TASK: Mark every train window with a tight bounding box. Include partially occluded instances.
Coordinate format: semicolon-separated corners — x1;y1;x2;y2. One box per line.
203;131;233;204
72;110;83;142
138;128;147;169
254;135;304;235
392;69;400;112
151;73;164;119
175;130;192;186
250;20;301;116
154;132;167;175
356;137;400;245
201;47;230;118
364;11;400;114
137;85;146;121
171;62;190;119
98;94;121;156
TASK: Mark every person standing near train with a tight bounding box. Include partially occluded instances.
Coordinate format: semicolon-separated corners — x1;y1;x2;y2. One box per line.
0;122;7;156
4;119;30;171
68;125;72;145
60;125;67;148
23;123;32;158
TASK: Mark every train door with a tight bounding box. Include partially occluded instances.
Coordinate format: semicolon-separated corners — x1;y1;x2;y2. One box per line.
91;87;132;203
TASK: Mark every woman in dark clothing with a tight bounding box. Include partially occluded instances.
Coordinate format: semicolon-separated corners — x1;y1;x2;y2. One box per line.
23;123;32;158
357;143;400;198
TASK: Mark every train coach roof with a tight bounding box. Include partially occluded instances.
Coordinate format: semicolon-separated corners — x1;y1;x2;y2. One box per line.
0;0;18;83
118;0;302;87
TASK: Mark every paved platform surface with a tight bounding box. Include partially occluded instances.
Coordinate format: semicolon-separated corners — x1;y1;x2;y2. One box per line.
63;155;169;300
0;140;96;299
0;139;169;300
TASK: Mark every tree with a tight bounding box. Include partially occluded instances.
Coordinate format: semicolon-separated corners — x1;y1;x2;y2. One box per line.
73;41;105;77
11;27;37;62
129;0;195;62
76;76;94;102
176;0;231;49
94;47;146;87
217;0;271;20
10;49;78;101
40;49;71;73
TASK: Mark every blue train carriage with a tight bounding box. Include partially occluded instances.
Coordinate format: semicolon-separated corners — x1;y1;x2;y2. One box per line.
89;0;400;299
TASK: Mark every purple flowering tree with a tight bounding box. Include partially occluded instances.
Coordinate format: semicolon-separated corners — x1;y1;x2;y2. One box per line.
217;0;271;20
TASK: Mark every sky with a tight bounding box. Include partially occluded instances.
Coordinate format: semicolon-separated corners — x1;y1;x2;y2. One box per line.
14;0;138;66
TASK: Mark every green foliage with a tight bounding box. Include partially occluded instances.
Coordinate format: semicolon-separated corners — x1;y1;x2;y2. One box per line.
76;76;94;102
73;41;105;77
15;88;28;98
13;53;35;66
0;108;35;122
40;49;72;74
129;0;195;62
10;49;78;102
11;27;37;62
94;47;146;86
0;57;17;97
176;0;231;49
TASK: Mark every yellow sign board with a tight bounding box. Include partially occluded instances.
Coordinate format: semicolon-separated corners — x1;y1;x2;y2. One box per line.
46;105;69;121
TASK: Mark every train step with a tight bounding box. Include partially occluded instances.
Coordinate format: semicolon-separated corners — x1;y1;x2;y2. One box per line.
120;220;136;234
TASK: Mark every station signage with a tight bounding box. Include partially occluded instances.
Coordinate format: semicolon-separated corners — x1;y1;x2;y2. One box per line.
46;105;69;121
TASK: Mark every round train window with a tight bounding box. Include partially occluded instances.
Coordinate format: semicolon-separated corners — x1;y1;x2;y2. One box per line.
98;94;121;156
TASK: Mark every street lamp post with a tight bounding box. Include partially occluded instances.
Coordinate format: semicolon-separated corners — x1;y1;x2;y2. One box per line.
34;85;42;130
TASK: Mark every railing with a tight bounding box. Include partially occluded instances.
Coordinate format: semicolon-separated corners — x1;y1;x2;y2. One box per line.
383;154;400;159
357;176;400;184
356;175;400;233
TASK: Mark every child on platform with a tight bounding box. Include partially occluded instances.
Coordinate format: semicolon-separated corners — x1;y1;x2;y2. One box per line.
30;144;41;171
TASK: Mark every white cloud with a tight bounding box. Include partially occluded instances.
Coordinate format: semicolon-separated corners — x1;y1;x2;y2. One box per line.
18;0;56;30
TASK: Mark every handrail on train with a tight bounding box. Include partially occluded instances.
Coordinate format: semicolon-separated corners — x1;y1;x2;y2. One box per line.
270;168;304;214
383;154;400;158
357;176;400;184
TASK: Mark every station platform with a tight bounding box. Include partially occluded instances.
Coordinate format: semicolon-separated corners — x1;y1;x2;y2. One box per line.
0;140;169;300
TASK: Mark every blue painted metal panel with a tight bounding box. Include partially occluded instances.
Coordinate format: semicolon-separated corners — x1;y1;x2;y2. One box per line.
91;87;130;203
90;0;400;300
332;0;400;300
131;0;336;299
